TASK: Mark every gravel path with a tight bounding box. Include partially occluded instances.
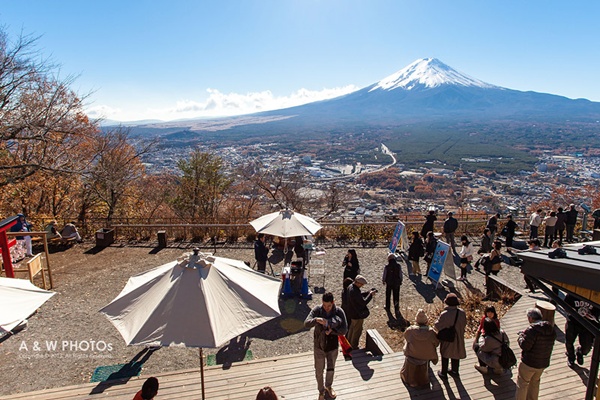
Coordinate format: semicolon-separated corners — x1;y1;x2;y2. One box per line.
0;240;525;396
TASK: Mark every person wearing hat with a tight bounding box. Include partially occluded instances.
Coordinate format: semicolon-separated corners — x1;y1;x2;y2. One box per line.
382;253;402;314
434;293;467;379
401;309;439;388
44;220;62;240
346;274;376;350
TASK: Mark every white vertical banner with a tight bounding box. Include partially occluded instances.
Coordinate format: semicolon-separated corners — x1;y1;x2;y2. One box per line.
442;244;457;281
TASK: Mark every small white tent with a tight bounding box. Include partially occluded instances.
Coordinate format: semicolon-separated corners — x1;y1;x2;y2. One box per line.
0;277;56;334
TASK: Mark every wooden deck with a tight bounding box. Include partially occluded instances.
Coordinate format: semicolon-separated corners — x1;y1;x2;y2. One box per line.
1;293;590;400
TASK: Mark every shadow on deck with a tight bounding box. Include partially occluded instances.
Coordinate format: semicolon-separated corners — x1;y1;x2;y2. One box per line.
0;293;587;400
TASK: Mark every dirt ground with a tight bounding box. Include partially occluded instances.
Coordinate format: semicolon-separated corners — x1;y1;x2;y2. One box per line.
0;238;525;396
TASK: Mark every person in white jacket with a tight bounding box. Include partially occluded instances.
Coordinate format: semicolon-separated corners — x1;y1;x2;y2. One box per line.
529;209;542;239
457;235;475;281
542;211;558;248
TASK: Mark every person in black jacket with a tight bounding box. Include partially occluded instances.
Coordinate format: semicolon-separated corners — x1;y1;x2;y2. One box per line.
382;253;402;313
424;231;438;276
342;249;360;280
564;294;600;367
293;236;306;266
346;275;375;349
503;215;518;248
254;234;269;273
340;277;354;330
565;204;578;243
408;231;425;276
555;207;567;244
443;212;458;253
486;213;500;241
421;210;437;239
515;308;556;400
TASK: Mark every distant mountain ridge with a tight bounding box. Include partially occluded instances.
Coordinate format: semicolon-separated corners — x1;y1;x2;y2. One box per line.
127;58;600;138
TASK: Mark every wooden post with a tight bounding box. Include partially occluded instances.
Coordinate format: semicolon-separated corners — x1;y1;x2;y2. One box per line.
157;230;167;248
42;234;53;289
535;300;556;326
199;347;206;400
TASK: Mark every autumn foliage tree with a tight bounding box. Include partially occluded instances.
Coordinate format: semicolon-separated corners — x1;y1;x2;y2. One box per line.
172;150;233;222
85;128;154;223
0;30;97;188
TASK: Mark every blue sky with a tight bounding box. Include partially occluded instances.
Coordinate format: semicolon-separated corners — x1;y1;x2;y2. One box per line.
2;1;599;122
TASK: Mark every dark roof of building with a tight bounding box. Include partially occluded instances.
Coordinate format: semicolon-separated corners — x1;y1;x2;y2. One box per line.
519;241;600;305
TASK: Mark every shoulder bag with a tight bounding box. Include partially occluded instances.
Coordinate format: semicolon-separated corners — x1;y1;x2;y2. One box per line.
489;332;517;369
437;310;459;342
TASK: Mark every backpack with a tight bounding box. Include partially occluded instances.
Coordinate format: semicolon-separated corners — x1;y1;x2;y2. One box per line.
490;332;517;369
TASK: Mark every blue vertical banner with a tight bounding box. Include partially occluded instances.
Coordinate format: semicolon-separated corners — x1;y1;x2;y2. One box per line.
427;240;451;286
388;221;405;254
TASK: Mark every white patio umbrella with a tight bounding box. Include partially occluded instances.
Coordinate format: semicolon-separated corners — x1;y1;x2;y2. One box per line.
100;250;281;399
249;209;322;238
0;277;56;334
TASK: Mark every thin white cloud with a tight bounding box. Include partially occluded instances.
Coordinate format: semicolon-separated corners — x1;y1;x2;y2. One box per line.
87;85;359;122
85;105;122;119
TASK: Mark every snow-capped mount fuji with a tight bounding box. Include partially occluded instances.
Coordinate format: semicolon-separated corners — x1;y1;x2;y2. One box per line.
370;58;497;92
247;57;600;124
132;58;600;140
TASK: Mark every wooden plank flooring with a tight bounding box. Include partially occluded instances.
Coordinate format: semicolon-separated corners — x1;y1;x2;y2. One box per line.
0;292;590;400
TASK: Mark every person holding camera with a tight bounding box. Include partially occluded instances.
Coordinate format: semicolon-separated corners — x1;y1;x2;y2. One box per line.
304;292;348;400
346;275;376;350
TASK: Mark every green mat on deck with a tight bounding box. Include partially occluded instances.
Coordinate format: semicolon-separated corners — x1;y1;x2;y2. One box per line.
90;362;142;383
206;349;253;366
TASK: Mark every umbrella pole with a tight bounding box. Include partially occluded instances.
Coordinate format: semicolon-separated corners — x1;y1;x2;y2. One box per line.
200;347;206;400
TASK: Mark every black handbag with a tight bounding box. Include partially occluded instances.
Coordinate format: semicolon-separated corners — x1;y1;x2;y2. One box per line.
489;332;517;369
437;310;459;342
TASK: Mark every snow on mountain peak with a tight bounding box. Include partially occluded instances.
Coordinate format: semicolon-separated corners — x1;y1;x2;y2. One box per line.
370;58;496;92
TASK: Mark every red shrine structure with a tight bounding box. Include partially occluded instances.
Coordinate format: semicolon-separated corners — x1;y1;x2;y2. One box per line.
0;215;19;278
